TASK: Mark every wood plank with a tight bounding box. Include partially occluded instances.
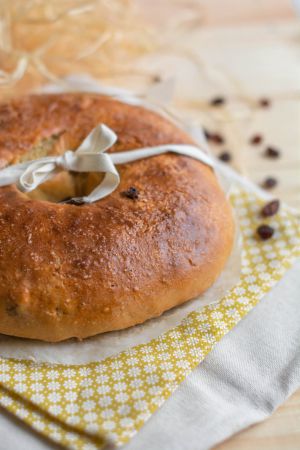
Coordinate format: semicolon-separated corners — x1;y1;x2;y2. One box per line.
215;389;300;450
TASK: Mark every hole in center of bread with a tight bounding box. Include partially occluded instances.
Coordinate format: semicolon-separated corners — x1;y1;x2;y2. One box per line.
17;131;103;203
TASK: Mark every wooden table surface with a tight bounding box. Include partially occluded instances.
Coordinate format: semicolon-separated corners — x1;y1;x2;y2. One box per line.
1;1;299;448
179;9;300;450
216;390;300;449
186;17;300;450
138;3;300;448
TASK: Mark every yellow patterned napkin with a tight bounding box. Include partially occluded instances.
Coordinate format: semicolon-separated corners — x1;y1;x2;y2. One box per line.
0;184;299;450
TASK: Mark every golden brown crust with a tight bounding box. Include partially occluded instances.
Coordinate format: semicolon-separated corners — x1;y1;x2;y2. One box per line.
0;93;234;342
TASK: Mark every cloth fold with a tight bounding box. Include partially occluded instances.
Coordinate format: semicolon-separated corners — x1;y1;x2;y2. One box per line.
126;259;300;450
0;259;299;450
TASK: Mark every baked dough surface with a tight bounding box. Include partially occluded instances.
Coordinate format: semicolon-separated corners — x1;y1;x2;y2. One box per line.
0;93;234;341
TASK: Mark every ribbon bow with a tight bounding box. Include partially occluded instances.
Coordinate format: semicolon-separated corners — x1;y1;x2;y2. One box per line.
0;124;214;204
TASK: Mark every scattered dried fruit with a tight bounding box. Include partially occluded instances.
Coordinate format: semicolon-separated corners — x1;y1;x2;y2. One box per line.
261;177;278;190
261;199;280;217
203;129;225;145
218;151;232;163
259;98;271;108
250;134;263;145
209;133;225;145
152;74;161;83
203;128;211;140
121;186;139;200
210;96;226;106
264;146;280;159
256;224;275;240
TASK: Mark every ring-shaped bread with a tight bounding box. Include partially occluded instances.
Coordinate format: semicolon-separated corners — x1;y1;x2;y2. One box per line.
0;94;234;341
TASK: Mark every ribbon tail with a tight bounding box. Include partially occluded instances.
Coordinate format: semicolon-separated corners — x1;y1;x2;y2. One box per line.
68;152;120;204
80;171;120;204
0;161;35;187
111;144;215;168
0;169;25;187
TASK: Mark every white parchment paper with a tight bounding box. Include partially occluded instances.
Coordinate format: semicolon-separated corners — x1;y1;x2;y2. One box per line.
0;75;242;364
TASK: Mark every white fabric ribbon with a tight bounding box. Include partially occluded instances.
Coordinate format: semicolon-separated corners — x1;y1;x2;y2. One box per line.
0;124;215;204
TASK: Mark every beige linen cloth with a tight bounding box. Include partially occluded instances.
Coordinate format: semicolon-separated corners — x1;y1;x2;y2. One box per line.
0;257;299;450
